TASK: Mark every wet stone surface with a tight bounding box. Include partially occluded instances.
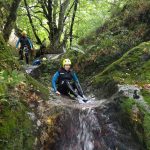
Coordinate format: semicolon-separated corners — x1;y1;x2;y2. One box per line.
33;95;143;150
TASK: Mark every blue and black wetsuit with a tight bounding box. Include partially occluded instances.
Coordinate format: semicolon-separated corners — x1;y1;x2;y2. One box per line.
52;68;84;97
16;36;33;49
16;36;33;63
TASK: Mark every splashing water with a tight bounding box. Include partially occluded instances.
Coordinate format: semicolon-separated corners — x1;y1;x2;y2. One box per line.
42;96;142;150
75;108;99;150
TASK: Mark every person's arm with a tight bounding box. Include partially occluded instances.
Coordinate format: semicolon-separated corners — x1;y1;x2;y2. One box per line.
16;38;20;48
27;38;33;49
72;72;79;83
52;71;60;92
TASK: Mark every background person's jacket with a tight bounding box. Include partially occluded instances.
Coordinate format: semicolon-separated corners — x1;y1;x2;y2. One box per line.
16;36;33;49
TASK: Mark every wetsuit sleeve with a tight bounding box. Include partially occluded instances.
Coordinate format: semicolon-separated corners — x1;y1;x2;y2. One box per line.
52;71;60;92
27;38;33;49
16;38;20;48
72;72;79;83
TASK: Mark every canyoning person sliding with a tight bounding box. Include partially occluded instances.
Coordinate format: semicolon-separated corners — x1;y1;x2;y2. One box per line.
16;31;33;64
52;59;88;103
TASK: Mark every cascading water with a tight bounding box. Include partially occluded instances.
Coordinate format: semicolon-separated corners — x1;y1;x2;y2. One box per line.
34;96;143;150
76;108;100;150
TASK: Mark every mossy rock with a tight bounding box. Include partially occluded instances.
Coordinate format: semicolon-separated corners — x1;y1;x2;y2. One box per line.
120;96;150;149
92;75;118;98
94;41;150;85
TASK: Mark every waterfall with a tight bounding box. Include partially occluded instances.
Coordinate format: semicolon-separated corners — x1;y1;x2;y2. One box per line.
76;108;100;150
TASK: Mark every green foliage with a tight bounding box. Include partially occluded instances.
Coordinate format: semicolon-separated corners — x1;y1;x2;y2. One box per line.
73;0;150;79
0;0;13;31
0;70;25;97
0;34;19;70
0;34;24;99
0;70;25;87
16;0;126;48
120;98;136;115
73;0;111;41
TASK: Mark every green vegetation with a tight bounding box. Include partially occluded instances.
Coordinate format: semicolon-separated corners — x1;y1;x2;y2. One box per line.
0;101;34;150
0;32;50;149
142;90;150;105
67;0;150;79
93;41;150;85
0;34;34;149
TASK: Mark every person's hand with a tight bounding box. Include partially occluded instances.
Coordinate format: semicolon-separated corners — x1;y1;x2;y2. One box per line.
56;91;60;95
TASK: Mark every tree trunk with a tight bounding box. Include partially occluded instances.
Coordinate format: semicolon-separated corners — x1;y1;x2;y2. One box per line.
69;0;78;47
49;0;69;53
37;0;78;53
24;0;42;45
3;0;22;41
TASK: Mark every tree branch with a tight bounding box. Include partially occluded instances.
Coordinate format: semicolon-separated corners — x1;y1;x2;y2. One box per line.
30;14;50;34
24;0;42;44
63;1;75;23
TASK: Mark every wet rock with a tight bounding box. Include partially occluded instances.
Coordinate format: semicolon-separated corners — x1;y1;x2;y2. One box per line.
118;84;150;113
33;96;143;150
141;53;150;61
37;120;42;127
93;76;118;99
27;112;36;121
133;90;140;99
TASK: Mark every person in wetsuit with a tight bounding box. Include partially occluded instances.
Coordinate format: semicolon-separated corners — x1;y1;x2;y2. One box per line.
16;31;33;64
52;59;87;102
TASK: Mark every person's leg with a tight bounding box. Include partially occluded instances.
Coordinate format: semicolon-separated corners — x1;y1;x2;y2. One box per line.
19;49;23;60
25;52;29;64
74;82;84;97
73;82;88;102
65;81;78;97
30;49;34;62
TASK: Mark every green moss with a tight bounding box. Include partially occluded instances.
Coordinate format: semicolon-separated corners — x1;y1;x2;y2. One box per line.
120;97;150;149
144;113;150;149
0;101;34;150
26;75;49;100
0;34;19;71
93;41;150;86
141;90;150;105
120;98;136;114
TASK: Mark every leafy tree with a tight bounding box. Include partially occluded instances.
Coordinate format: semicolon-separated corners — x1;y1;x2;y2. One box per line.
17;0;79;53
